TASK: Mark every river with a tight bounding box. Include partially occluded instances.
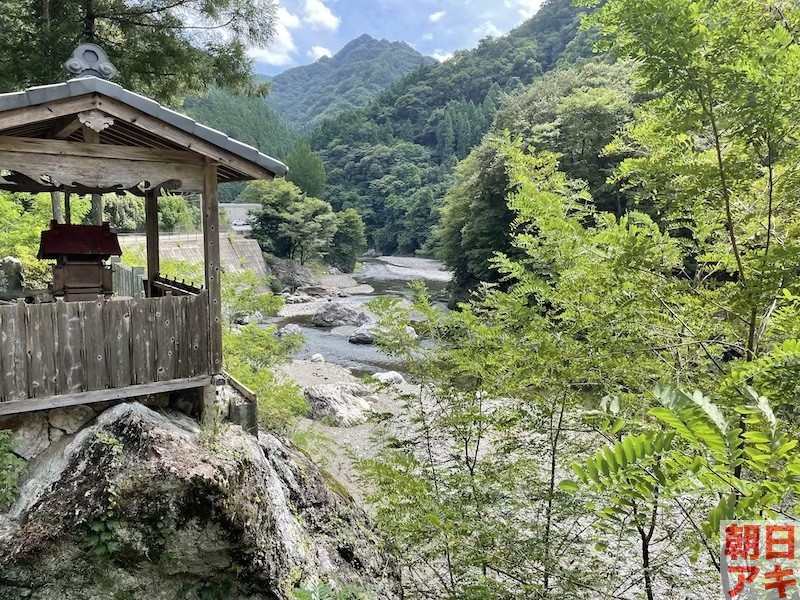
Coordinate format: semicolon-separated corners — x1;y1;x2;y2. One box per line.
265;257;451;374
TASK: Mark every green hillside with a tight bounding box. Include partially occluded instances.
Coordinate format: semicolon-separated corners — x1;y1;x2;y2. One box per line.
267;34;435;129
307;0;596;255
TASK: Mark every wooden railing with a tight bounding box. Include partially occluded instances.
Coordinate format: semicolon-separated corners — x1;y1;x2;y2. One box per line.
0;292;209;407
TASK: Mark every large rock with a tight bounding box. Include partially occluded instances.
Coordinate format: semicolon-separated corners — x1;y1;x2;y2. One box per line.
264;255;320;288
312;302;373;328
48;406;95;435
305;384;376;427
0;413;49;460
349;322;380;345
0;256;24;295
277;323;302;337
0;403;400;599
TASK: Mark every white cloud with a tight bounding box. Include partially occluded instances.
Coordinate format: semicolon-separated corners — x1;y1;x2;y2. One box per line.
307;45;333;60
249;6;300;66
428;11;446;23
504;0;544;20
432;50;453;62
303;0;340;31
473;21;503;38
422;33;434;41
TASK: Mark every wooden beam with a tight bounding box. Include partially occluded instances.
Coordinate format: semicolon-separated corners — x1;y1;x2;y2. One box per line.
0;136;205;164
97;98;276;181
49;117;83;140
0;149;205;192
202;161;222;375
0;376;212;416
145;188;160;297
0;95;100;133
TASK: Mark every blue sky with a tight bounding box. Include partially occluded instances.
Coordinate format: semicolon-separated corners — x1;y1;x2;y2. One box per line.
249;0;546;75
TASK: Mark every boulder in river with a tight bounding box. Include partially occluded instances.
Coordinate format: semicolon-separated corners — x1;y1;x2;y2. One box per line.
277;323;302;337
305;383;376;426
349;321;380;345
312;302;373;328
0;402;400;599
372;371;407;386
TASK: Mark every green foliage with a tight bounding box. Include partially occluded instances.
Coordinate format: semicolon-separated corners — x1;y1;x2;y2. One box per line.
103;194;145;233
0;0;277;104
0;429;26;510
292;583;374;600
157;194;199;233
286;144;327;199
242;179;337;265
221;271;283;327
223;324;306;432
327;209;367;273
269;34;434;130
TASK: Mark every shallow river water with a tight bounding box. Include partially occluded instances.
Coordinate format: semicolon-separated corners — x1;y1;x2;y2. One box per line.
265;258;450;374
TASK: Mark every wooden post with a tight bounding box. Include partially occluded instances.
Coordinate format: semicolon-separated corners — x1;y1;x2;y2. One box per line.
82;125;103;225
145;188;160;298
50;191;64;223
64;190;72;225
202;161;222;375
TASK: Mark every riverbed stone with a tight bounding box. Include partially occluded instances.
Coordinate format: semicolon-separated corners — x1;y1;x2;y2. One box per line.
310;353;326;363
305;383;376;426
312;302;373;328
277;324;302;337
349;322;380;345
372;371;407;386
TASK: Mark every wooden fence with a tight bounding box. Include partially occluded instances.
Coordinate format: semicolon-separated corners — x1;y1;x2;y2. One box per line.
111;262;145;297
0;292;209;404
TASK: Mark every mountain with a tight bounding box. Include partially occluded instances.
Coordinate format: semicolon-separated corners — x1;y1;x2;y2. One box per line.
266;34;436;129
307;0;596;255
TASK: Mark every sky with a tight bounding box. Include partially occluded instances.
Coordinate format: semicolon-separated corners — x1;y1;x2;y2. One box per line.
250;0;546;75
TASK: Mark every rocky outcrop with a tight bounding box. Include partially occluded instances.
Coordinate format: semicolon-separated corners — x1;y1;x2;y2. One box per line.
0;403;400;599
264;255;320;289
312;303;374;328
305;383;376;427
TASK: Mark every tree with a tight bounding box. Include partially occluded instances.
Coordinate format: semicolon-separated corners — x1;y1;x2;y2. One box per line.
242;179;338;265
157;194;198;232
286;144;327;199
0;0;277;103
103;194;145;232
327;209;366;273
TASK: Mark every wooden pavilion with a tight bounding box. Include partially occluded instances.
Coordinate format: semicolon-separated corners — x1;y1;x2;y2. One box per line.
0;45;287;417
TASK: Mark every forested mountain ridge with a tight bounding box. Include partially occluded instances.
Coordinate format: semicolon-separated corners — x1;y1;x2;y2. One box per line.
183;88;299;202
267;34;435;129
307;0;596;255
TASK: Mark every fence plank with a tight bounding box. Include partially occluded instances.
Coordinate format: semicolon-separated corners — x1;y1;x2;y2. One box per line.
185;292;209;377
155;295;177;382
130;299;156;384
27;304;57;398
104;299;133;388
56;300;85;394
173;297;188;379
0;302;28;402
82;300;107;391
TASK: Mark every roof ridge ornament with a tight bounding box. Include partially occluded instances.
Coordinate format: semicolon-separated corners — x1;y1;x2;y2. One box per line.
64;44;118;80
